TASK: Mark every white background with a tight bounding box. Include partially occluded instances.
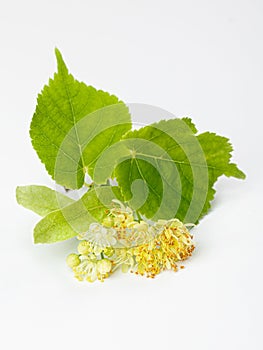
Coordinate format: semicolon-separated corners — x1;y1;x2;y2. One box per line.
0;1;262;349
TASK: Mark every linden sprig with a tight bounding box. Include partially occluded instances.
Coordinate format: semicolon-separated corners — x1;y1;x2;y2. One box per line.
16;49;245;283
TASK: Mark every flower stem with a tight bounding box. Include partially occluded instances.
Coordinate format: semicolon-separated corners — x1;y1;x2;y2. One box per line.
136;210;142;221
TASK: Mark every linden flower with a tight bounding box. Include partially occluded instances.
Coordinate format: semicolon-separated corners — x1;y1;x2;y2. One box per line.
132;219;195;278
101;201;158;247
126;220;157;246
109;200;134;230
66;200;195;282
78;223;117;248
133;221;148;232
113;248;135;273
73;256;113;282
73;256;98;282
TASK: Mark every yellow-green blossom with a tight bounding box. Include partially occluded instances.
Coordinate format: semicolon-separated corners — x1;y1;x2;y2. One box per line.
132;219;195;278
66;201;195;282
77;240;91;255
78;223;117;247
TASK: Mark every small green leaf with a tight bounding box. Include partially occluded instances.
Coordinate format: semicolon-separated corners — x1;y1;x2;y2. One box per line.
16;185;74;216
34;186;123;244
30;49;131;189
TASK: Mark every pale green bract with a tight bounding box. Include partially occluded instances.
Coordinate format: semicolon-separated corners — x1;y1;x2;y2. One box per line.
33;186;123;244
16;49;246;244
16;185;74;217
16;184;123;244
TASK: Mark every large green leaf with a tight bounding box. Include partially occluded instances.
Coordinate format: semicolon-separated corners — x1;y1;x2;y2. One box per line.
30;49;131;189
93;118;245;223
34;186;123;244
16;185;74;216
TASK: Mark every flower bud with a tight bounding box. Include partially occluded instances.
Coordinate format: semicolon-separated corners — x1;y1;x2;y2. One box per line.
66;253;80;268
104;247;114;257
97;259;112;274
77;241;90;255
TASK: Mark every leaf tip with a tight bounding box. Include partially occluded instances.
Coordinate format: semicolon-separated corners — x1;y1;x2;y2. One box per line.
237;169;246;180
225;163;246;180
54;47;68;74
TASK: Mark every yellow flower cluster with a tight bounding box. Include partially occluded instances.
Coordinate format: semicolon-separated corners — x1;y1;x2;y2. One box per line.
131;220;195;278
66;202;195;282
66;243;113;282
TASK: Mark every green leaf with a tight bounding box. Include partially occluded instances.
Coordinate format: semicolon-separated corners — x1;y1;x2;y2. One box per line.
95;118;245;223
16;185;74;216
197;132;246;180
30;49;131;190
34;186;123;244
